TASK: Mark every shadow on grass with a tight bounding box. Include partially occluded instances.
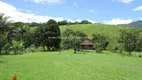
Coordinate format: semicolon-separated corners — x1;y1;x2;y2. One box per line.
0;53;23;56
0;60;7;63
75;52;86;55
74;50;96;55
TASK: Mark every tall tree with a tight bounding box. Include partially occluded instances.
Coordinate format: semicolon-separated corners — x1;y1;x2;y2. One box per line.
135;35;142;52
46;19;61;50
61;29;87;51
12;22;27;41
119;29;141;56
0;13;10;34
61;29;75;49
92;34;109;53
80;20;92;24
35;19;61;51
58;20;68;25
0;13;10;54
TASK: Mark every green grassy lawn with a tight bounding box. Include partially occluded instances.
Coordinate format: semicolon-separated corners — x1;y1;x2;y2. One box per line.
0;51;142;80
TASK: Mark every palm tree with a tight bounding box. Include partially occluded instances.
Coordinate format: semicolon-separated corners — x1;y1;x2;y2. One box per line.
0;13;10;34
0;13;10;54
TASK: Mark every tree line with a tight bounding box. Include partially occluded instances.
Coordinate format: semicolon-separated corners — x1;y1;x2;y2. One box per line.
0;13;142;57
0;13;61;54
25;20;92;27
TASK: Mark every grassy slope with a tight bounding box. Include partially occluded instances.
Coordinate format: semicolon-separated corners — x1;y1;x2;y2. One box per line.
60;24;129;38
0;51;142;80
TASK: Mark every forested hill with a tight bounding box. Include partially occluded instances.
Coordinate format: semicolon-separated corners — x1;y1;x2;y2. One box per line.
119;20;142;28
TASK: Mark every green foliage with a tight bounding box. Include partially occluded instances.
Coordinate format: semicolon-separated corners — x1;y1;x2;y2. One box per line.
0;35;7;54
61;29;75;49
107;38;119;53
92;33;109;53
11;40;24;55
61;29;87;50
95;42;104;53
35;19;61;51
135;36;142;52
49;47;54;51
58;20;68;25
80;20;92;24
12;22;24;28
2;42;11;54
0;13;141;55
119;29;142;55
0;13;10;34
0;13;11;54
23;30;35;48
24;46;45;53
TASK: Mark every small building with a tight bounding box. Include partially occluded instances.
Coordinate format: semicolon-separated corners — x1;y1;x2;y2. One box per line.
80;39;94;50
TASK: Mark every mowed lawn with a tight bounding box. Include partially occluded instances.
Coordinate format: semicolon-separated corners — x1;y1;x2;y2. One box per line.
0;51;142;80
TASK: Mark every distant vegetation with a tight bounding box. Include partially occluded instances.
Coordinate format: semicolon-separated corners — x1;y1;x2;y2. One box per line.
0;13;142;57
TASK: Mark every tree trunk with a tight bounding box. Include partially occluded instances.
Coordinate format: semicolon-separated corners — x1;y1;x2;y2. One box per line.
0;47;2;55
14;47;18;55
0;49;1;55
139;53;141;58
74;46;76;54
74;49;76;54
14;49;16;55
128;52;131;56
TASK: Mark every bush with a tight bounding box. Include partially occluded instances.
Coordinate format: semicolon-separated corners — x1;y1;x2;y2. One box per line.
119;29;142;56
92;33;109;53
24;46;45;53
2;43;12;54
107;38;119;53
11;40;24;54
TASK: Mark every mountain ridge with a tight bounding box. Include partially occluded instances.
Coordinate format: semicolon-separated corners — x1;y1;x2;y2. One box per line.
119;20;142;28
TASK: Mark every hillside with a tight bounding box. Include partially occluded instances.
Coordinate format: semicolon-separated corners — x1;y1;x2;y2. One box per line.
60;24;130;38
119;20;142;28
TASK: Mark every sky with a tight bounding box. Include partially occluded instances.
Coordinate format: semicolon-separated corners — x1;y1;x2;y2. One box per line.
0;0;142;24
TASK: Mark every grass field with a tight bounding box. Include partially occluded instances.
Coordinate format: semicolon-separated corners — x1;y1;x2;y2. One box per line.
0;50;142;80
60;24;130;38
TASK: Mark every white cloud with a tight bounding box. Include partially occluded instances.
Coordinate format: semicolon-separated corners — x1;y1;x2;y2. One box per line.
112;0;133;4
138;17;142;20
0;1;97;23
120;0;133;3
0;1;65;22
18;8;32;13
25;0;62;4
75;19;82;22
73;2;78;7
26;10;32;13
132;6;142;11
88;9;96;14
67;19;96;23
103;18;132;25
